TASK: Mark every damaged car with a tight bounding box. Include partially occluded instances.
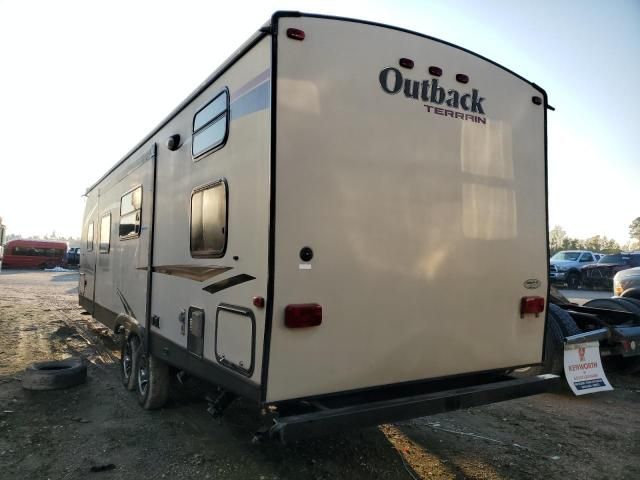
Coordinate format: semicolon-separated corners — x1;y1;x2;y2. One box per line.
581;253;640;290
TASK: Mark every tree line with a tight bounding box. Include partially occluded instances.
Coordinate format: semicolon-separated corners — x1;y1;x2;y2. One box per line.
550;217;640;256
5;231;81;249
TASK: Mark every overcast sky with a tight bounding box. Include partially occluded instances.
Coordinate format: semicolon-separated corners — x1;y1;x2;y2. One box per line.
0;0;638;244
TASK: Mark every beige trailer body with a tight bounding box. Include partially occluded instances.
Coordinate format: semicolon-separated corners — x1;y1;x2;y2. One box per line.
266;16;547;401
80;13;549;406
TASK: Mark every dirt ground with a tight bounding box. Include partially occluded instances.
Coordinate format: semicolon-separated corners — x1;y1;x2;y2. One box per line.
1;271;639;480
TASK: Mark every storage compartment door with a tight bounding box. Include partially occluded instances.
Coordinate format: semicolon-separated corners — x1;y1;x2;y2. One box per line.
215;304;255;376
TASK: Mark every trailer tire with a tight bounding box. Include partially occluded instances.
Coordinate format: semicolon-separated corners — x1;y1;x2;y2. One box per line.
121;334;140;391
22;358;87;391
551;304;582;337
136;350;169;410
543;304;570;375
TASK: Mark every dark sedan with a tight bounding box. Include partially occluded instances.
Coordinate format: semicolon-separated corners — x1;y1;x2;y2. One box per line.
581;253;640;290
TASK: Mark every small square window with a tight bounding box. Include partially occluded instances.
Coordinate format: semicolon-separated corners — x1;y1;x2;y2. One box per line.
192;90;229;158
86;223;94;251
120;186;142;240
190;180;227;258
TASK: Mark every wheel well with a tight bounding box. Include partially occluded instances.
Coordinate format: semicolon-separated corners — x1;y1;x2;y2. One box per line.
115;313;142;337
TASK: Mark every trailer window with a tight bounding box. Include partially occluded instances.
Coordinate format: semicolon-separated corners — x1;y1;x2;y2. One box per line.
99;213;111;254
87;223;94;251
12;247;64;257
192;90;229;158
120;186;142;240
190;180;227;258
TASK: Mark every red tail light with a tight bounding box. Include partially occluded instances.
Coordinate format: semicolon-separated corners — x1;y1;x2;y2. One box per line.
286;28;305;41
285;304;322;328
520;296;545;317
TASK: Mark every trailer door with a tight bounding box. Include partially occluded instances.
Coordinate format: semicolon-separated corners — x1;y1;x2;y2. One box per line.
79;194;98;310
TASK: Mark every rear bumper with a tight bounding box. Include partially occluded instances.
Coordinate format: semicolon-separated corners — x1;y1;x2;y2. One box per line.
269;374;561;443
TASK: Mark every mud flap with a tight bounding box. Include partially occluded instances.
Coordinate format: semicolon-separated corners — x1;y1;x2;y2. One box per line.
563;341;613;395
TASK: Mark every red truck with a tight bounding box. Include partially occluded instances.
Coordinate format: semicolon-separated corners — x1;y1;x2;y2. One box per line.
2;239;67;269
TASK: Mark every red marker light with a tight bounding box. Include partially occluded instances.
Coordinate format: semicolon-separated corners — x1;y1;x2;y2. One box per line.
286;28;305;41
520;296;545;317
284;304;322;328
429;66;443;76
399;58;414;69
456;73;469;84
253;296;265;309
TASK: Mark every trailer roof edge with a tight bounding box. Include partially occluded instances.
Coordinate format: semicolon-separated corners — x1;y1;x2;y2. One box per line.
85;27;270;194
86;11;547;194
283;11;546;96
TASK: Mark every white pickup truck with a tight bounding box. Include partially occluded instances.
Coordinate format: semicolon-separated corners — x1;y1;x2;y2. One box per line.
549;250;598;288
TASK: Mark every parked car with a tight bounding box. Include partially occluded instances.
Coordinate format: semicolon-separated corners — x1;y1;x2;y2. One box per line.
2;239;67;269
66;247;80;266
582;253;640;290
549;250;598;288
613;266;640;299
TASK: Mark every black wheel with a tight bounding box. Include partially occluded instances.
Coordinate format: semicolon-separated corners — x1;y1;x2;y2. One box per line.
542;307;564;375
542;304;580;375
22;358;87;390
566;272;580;289
551;304;581;337
121;335;140;391
136;350;169;410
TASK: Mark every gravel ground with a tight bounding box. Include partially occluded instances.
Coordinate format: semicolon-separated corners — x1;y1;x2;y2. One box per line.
1;270;639;480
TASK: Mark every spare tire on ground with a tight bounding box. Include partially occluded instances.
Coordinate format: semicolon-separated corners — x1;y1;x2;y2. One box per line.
22;358;87;390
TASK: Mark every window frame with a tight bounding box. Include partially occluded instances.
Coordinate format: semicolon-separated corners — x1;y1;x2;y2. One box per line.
580;253;593;262
99;213;111;254
119;185;143;241
86;222;94;251
191;88;230;160
189;179;229;259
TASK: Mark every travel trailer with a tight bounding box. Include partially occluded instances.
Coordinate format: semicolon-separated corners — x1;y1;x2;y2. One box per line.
80;12;562;441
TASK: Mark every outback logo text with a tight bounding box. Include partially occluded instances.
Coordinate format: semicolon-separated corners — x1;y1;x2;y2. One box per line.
378;67;487;124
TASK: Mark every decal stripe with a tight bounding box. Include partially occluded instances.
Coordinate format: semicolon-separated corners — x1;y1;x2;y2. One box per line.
116;288;136;319
137;265;232;282
231;68;270;101
203;274;255;294
230;81;270;121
